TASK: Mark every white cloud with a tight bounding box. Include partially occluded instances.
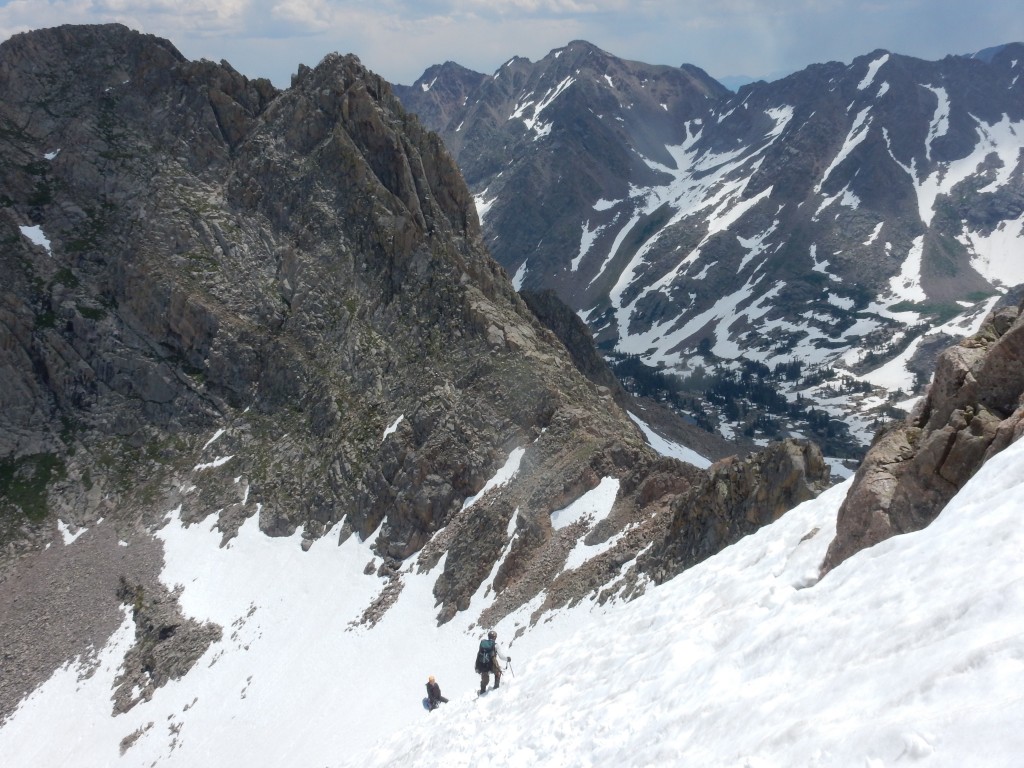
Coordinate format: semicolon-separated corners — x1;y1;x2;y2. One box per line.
271;0;334;29
463;0;605;13
98;0;250;14
0;0;251;41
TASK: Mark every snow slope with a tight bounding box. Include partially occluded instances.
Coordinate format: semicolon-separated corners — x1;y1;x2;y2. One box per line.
2;435;1023;767
628;413;711;468
355;438;1024;768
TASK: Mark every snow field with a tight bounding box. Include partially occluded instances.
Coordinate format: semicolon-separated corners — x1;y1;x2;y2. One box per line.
2;436;1023;767
347;438;1024;767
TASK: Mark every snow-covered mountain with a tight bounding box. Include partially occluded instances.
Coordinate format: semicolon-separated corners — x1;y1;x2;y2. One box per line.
397;42;1024;458
3;392;1022;767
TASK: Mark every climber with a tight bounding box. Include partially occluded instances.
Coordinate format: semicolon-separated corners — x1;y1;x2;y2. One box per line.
474;630;510;694
425;675;448;710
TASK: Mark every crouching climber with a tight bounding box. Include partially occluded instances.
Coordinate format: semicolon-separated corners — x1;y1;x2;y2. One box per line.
474;630;510;694
425;675;448;710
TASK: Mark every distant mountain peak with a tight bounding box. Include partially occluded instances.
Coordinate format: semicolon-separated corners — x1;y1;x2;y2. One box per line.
966;42;1022;62
397;39;1024;461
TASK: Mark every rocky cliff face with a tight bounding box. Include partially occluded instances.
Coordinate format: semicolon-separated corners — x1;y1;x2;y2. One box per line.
0;25;829;718
641;439;830;585
518;288;629;406
821;294;1024;573
0;23;599;557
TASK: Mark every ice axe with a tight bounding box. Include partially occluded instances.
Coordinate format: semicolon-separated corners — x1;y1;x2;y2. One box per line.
506;658;515;678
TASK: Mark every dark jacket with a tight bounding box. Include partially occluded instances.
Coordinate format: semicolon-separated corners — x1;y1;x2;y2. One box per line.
426;680;447;708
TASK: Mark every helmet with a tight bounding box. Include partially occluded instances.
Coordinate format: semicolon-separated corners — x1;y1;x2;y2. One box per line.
488;630;497;639
428;675;435;683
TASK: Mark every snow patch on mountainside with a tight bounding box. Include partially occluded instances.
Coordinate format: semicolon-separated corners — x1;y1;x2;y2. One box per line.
550;476;619;531
573;218;606;271
961;213;1024;285
590;212;642;287
923;85;950;160
473;190;496;226
56;518;89;545
628;413;711;468
815;107;871;194
857;335;922;392
897;111;1024;226
864;221;884;244
511;76;575;139
462;446;525;511
857;53;890;90
975;113;1024;193
617;276;782;366
601;120;790;344
18;224;51;254
887;235;927;302
736;222;779;273
512;260;528;290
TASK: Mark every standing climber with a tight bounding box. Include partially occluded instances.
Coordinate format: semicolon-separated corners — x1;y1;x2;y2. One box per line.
474;630;510;694
425;675;448;710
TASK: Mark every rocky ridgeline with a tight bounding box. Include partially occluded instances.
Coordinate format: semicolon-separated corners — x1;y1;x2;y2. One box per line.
822;295;1024;573
396;40;730;304
0;25;830;716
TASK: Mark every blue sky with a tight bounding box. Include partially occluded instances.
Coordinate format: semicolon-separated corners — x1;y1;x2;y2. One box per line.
1;1;1022;87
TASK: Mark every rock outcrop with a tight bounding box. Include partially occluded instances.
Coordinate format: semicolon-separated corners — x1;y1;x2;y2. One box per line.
821;295;1024;574
418;437;829;627
520;289;628;405
112;577;221;715
639;439;831;586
